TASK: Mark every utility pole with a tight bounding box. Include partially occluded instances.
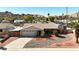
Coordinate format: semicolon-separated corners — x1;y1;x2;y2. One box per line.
66;7;68;26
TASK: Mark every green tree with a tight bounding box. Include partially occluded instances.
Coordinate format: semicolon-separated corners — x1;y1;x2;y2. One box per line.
24;15;34;23
49;16;55;22
47;13;50;22
3;16;16;22
38;16;46;23
58;16;62;20
20;14;25;20
74;21;79;29
5;11;9;14
0;17;4;21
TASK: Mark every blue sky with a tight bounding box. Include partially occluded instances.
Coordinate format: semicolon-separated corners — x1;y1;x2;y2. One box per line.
0;7;79;16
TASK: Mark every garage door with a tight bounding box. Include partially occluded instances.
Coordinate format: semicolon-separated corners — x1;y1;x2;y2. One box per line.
21;30;37;37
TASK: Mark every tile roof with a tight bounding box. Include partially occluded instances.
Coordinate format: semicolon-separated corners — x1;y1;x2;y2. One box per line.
23;22;59;29
0;23;15;29
10;22;60;31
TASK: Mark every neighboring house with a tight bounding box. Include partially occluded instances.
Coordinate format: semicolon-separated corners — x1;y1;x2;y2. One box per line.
70;13;79;18
54;19;67;24
0;23;15;34
10;22;60;37
14;19;25;26
1;20;10;23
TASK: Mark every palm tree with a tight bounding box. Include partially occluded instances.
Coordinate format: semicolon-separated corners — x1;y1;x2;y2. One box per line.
48;13;50;16
47;13;50;22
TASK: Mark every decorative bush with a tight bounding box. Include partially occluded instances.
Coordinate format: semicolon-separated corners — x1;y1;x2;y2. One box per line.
53;30;58;35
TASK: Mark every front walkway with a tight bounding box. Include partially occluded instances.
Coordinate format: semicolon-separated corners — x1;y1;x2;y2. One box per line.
4;38;33;50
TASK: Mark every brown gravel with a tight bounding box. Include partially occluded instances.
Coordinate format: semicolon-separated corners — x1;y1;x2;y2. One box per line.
50;31;79;48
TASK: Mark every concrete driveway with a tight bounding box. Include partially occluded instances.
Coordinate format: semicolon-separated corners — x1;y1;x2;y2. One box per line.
4;38;33;50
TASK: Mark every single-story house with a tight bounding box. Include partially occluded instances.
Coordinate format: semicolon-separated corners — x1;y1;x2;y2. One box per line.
9;22;60;37
54;19;71;24
14;19;25;23
0;23;15;34
14;19;25;26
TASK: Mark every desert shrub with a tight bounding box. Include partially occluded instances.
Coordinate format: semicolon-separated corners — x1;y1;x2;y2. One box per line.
53;30;58;35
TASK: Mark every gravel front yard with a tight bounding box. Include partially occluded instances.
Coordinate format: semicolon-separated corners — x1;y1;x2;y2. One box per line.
23;35;72;48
